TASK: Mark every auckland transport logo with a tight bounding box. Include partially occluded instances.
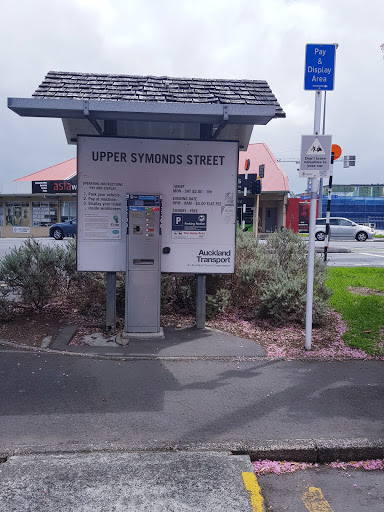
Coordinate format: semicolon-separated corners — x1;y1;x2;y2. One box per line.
196;249;231;264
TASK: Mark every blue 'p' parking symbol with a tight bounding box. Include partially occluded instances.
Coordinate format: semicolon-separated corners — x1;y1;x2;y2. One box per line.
172;214;184;230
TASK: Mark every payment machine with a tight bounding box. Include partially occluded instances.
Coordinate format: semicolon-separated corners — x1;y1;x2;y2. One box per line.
125;194;161;333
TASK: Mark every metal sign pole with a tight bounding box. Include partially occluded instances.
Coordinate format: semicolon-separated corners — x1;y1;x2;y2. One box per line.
318;91;327;218
305;90;322;351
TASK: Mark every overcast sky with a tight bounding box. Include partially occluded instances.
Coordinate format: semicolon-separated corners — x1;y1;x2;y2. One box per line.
1;0;383;194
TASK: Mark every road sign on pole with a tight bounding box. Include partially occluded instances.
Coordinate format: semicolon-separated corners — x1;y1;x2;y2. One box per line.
343;155;356;168
331;144;342;160
299;135;332;178
304;44;336;91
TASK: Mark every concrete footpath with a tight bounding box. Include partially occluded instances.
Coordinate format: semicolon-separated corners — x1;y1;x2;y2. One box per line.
0;451;257;512
0;326;383;510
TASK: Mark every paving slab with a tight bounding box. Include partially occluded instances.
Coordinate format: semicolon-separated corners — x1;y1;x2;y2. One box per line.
66;326;267;358
0;451;255;512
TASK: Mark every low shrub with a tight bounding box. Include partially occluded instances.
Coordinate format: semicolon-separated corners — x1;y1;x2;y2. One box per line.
0;239;65;309
0;230;332;327
0;286;17;322
206;288;231;319
253;229;331;325
159;229;331;325
161;274;196;314
0;239;106;318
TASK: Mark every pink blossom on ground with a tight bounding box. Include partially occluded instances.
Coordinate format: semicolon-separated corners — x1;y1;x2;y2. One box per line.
330;459;384;471
206;310;384;361
254;459;384;475
253;459;318;475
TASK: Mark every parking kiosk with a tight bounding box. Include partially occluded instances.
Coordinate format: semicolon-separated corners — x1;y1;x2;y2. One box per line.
125;194;162;333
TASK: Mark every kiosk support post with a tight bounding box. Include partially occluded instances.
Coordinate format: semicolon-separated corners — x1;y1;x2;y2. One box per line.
106;272;116;331
196;275;206;329
195;124;212;329
104;120;117;332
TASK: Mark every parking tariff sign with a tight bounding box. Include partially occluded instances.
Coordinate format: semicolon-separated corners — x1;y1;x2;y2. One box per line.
172;213;207;239
304;44;336;91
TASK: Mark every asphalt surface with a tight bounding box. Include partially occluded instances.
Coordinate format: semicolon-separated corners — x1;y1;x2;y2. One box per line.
257;466;384;511
1;332;383;456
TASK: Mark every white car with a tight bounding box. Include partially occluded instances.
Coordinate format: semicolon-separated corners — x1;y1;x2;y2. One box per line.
315;217;375;242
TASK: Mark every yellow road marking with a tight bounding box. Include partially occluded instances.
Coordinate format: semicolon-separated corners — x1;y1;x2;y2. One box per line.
242;472;264;512
302;487;334;512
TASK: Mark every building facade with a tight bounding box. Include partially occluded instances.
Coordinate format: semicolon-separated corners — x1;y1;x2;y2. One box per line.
237;143;290;232
321;184;384;230
0;159;77;238
2;143;290;238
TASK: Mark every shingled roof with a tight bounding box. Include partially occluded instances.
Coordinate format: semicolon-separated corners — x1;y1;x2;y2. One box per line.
32;71;285;117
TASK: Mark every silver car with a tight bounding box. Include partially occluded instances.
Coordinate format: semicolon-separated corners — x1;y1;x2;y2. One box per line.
315;217;375;242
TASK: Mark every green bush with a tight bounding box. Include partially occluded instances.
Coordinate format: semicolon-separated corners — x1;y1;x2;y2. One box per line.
239;229;331;325
0;286;17;321
161;274;196;313
159;228;331;325
0;239;106;316
0;230;331;327
0;239;65;309
132;228;329;326
206;288;231;319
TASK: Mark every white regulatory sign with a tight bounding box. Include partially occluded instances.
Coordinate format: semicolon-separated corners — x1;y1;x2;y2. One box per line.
299;135;332;178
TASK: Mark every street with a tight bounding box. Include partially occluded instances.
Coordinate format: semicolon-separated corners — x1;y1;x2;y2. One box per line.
315;239;384;267
1;348;383;452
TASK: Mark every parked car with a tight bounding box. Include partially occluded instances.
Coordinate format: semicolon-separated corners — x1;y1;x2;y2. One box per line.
315;217;375;242
49;218;76;240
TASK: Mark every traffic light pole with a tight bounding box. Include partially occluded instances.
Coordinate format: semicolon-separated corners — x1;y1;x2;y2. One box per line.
254;191;260;240
242;168;248;231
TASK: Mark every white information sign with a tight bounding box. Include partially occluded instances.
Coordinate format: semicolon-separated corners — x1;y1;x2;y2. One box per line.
299;135;332;178
83;213;121;239
77;137;238;273
13;227;30;234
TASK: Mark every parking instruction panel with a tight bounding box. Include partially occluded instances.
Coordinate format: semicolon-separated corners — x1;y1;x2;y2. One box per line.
77;137;238;273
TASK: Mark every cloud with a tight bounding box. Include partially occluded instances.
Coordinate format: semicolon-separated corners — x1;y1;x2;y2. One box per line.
1;0;384;194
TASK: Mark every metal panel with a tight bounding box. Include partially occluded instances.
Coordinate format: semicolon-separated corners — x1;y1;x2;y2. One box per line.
8;97;277;124
125;270;161;332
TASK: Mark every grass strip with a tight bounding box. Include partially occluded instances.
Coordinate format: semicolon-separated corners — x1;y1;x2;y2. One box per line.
326;267;384;355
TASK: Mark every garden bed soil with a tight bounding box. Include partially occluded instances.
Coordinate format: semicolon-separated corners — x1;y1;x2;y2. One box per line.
1;305;377;360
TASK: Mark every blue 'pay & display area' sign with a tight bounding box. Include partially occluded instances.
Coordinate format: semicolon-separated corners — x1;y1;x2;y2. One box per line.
304;44;336;91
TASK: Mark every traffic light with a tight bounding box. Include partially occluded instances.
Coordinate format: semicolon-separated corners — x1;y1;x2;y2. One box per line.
252;178;262;195
343;155;356;168
244;159;250;171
